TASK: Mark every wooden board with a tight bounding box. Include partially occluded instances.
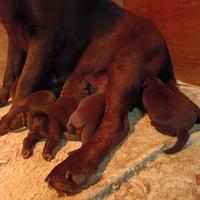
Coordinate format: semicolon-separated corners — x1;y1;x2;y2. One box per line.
124;0;200;85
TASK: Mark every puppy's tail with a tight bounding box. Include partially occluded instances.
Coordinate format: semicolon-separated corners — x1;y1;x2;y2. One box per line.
164;126;190;154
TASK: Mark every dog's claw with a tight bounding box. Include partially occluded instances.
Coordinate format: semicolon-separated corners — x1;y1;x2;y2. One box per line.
46;176;82;194
43;153;54;161
72;174;86;185
22;150;32;159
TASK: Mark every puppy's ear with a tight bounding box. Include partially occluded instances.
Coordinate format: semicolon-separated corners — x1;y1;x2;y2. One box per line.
142;77;153;88
27;110;49;133
142;79;148;88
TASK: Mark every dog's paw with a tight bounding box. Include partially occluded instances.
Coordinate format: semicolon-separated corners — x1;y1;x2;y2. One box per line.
45;146;97;194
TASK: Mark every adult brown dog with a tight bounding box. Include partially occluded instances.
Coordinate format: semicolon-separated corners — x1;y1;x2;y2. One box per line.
0;0;179;194
142;77;200;154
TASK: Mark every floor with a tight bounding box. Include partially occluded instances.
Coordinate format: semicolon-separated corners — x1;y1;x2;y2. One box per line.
0;23;200;200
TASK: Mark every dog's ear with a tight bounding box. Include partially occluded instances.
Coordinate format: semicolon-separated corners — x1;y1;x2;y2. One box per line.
27;110;49;133
142;77;153;88
142;79;148;88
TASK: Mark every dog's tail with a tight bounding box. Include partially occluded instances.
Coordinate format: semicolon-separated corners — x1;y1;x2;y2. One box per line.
167;80;200;123
164;126;190;154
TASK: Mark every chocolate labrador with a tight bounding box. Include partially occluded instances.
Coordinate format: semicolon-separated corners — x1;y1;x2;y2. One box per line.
142;77;200;154
0;0;182;194
44;2;179;194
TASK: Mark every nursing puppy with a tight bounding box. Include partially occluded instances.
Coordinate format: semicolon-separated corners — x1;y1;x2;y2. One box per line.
26;74;90;160
0;90;58;160
0;90;56;134
65;74;107;145
142;77;200;154
65;92;105;145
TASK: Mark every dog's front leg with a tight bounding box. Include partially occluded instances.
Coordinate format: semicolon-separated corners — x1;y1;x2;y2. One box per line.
0;40;26;106
45;58;142;194
0;36;53;134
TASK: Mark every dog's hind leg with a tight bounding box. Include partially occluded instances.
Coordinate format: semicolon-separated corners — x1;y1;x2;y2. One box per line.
0;41;25;106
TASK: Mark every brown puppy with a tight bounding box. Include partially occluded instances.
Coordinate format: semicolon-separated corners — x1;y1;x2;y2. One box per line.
65;74;107;145
142;77;200;154
0;90;56;132
27;73;90;160
0;90;57;160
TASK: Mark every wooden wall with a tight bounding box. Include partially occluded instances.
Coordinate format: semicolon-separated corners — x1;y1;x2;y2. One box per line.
124;0;200;85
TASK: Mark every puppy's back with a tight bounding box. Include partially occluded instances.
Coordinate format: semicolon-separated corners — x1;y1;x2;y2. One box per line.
142;77;197;130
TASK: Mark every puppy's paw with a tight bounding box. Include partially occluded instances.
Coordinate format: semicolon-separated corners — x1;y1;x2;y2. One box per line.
64;132;81;141
22;149;33;159
43;152;54;162
0;116;10;136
